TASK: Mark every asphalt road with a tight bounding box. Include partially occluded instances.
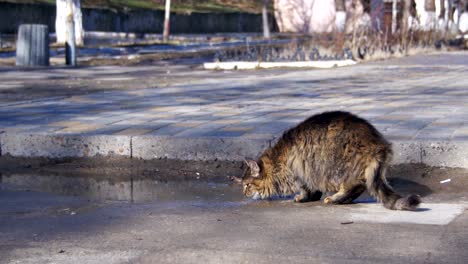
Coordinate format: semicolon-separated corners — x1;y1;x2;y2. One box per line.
1;176;467;264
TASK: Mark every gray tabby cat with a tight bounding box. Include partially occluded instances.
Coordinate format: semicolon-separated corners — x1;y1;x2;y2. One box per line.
240;111;421;210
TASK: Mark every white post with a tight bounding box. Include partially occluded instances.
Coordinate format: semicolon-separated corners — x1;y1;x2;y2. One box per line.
163;0;171;43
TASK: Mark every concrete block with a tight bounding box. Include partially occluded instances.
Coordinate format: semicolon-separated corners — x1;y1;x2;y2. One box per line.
204;60;357;70
420;141;468;168
391;140;422;165
131;136;271;161
0;133;131;158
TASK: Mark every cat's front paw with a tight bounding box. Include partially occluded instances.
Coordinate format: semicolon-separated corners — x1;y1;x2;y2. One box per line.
294;194;307;203
324;197;334;204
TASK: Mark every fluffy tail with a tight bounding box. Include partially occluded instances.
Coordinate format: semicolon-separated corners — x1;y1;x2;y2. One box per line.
365;159;421;210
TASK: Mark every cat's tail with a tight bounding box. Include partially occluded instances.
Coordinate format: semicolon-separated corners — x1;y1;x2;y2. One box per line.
365;159;421;210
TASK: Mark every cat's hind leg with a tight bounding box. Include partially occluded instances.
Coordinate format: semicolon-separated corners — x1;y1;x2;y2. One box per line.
324;184;366;204
294;185;322;203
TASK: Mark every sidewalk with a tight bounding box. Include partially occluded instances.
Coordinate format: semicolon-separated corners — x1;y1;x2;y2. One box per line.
1;52;467;167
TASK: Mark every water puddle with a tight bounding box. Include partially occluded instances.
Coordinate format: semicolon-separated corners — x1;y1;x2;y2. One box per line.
0;173;244;203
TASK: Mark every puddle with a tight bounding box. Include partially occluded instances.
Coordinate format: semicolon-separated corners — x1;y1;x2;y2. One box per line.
0;174;244;203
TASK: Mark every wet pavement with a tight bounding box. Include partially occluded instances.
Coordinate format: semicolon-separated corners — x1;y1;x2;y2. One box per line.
1;173;241;203
1;169;468;264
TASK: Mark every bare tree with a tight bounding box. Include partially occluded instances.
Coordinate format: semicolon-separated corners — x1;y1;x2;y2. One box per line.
335;0;346;32
274;0;335;33
425;0;436;11
351;0;359;53
440;0;446;20
392;0;398;34
163;0;171;43
262;0;271;39
401;0;412;53
424;0;437;30
56;0;83;46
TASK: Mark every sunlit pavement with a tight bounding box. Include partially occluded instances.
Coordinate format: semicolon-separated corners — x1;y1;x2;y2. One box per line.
0;52;467;167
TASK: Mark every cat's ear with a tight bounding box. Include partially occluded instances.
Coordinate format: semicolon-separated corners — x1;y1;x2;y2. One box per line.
245;159;260;178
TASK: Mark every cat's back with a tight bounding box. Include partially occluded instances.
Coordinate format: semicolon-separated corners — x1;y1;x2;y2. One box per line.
282;111;390;151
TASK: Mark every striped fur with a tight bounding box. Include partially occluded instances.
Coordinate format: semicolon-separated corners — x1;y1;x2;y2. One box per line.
242;111;420;210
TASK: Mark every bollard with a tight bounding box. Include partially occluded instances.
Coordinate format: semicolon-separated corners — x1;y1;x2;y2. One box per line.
16;24;50;66
65;14;77;66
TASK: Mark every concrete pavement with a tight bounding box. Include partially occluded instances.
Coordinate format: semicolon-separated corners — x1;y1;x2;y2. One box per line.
1;181;467;264
1;52;468;167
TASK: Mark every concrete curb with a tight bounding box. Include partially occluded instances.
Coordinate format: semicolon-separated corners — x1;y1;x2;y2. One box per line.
1;133;467;168
132;136;271;160
203;60;357;70
0;133;131;158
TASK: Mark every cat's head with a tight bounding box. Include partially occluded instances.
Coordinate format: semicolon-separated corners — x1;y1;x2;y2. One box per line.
242;159;267;200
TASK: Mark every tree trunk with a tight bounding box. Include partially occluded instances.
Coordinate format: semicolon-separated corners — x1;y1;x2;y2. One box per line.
392;0;398;33
335;0;345;11
459;0;468;34
163;0;171;43
56;0;83;46
401;0;411;53
448;0;454;21
262;0;271;39
422;0;436;30
425;0;436;12
439;0;446;19
335;0;346;32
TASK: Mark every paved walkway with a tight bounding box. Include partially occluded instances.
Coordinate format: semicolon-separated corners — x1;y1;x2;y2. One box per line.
0;52;467;167
2;183;467;264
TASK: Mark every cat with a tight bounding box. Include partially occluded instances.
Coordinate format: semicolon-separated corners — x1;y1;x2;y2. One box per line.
240;111;421;210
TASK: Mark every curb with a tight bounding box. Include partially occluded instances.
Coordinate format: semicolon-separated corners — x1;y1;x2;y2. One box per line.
1;133;467;168
0;133;131;158
203;60;357;70
131;136;271;160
